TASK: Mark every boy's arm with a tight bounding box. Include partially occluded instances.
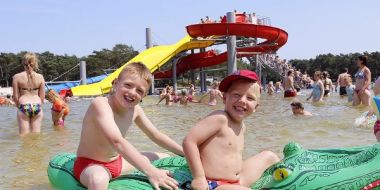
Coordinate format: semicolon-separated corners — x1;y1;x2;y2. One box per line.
197;91;209;103
156;95;165;104
92;99;178;190
182;112;225;188
217;90;224;99
135;105;184;156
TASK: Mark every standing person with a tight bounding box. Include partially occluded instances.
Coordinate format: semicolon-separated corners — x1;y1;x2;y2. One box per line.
198;81;223;106
353;55;371;106
157;86;173;106
183;70;279;190
306;71;324;102
274;81;282;93
284;70;297;98
187;84;195;102
74;62;183;190
337;68;350;97
322;71;333;97
12;52;45;136
267;81;275;95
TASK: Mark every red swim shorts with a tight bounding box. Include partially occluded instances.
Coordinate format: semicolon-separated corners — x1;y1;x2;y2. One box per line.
284;90;297;97
206;178;240;190
374;120;380;135
73;155;122;181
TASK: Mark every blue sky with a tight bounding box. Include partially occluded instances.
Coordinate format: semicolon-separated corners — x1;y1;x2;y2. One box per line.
1;0;379;60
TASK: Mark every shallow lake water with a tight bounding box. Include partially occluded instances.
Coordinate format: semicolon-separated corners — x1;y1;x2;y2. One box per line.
0;90;374;189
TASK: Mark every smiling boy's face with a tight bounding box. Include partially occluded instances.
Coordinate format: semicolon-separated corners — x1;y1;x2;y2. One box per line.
114;73;149;108
223;79;258;123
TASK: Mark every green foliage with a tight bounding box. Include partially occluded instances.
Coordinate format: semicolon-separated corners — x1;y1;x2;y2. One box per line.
0;44;138;87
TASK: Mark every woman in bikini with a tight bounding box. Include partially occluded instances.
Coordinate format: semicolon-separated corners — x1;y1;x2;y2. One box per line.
12;52;46;136
353;55;371;106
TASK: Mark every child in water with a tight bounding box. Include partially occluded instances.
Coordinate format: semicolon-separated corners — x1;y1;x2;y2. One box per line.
179;89;190;106
290;100;312;116
74;62;183;189
183;70;279;190
198;81;223;106
267;81;275;95
306;71;324;102
46;89;70;127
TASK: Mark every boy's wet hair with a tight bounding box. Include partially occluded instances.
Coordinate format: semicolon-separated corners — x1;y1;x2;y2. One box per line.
290;101;304;109
118;62;153;87
181;89;188;96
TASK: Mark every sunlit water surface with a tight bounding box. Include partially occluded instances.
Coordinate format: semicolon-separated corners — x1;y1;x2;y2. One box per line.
0;90;374;189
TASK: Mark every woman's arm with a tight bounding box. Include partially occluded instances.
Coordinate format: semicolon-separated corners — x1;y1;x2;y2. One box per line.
39;76;46;104
319;81;325;101
362;68;371;90
12;75;19;106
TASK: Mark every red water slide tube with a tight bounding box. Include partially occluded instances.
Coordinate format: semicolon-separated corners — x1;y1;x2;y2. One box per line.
154;15;288;79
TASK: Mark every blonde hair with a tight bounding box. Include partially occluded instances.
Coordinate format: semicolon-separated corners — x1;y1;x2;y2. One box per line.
118;62;153;87
22;52;39;71
252;82;261;102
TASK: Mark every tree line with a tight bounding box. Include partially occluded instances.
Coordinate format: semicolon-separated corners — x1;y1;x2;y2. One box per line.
0;44;138;87
1;44;379;88
289;52;380;81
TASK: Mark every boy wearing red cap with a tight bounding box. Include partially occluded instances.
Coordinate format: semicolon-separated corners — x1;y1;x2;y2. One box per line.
183;70;280;190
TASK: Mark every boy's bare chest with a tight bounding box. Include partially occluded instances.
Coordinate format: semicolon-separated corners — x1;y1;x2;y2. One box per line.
218;128;244;151
113;113;134;136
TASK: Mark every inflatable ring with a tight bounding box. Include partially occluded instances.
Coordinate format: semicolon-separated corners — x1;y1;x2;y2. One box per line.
251;142;380;189
47;154;191;190
48;142;380;190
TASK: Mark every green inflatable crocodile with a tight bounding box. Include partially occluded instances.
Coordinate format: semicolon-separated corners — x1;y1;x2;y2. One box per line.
47;142;380;189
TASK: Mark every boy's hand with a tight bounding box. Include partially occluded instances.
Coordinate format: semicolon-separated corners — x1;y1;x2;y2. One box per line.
191;177;209;190
147;168;178;190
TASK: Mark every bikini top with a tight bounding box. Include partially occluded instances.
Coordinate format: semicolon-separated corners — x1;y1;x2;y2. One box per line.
21;87;39;92
355;69;366;80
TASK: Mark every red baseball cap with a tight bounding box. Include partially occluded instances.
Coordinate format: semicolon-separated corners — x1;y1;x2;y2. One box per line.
219;70;259;92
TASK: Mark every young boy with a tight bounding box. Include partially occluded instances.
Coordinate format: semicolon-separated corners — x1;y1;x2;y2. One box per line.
198;81;223;106
183;70;280;190
290;100;312;116
74;62;183;190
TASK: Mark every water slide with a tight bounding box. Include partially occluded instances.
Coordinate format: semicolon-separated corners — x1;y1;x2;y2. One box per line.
71;35;213;96
154;19;288;78
72;14;287;96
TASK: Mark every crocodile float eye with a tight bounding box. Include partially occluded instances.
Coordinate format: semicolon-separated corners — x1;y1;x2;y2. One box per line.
273;168;292;181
